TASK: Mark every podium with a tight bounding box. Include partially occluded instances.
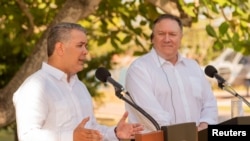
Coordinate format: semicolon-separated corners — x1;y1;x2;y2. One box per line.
135;130;164;141
219;116;250;125
135;122;197;141
198;116;250;141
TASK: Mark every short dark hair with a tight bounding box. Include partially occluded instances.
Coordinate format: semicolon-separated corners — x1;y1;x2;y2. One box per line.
47;22;87;57
150;14;183;40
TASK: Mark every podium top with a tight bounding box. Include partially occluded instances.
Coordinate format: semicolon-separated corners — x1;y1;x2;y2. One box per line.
219;116;250;125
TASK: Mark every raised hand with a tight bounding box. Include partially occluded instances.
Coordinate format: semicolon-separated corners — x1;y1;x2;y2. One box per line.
73;117;103;141
115;111;144;139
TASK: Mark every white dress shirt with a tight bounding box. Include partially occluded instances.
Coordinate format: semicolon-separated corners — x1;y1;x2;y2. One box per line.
125;48;218;132
13;62;118;141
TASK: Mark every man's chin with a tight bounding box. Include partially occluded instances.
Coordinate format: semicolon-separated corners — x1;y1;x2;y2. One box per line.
77;66;84;72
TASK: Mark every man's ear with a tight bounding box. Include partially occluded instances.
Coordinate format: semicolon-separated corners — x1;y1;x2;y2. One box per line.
55;42;64;56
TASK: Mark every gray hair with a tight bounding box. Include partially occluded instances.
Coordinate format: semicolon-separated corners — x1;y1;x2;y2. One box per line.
47;22;87;57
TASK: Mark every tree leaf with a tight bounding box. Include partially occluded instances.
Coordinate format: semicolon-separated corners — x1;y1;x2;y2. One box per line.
206;25;217;38
219;22;229;35
122;36;132;44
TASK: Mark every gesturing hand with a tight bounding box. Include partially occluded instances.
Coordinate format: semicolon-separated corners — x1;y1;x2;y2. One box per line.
115;111;144;139
197;122;208;131
73;117;103;141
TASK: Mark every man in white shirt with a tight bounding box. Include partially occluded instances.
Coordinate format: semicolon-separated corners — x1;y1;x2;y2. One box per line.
13;22;143;141
125;14;218;133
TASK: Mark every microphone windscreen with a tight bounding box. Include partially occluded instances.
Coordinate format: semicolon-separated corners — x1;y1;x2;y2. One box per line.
204;65;218;78
95;67;111;82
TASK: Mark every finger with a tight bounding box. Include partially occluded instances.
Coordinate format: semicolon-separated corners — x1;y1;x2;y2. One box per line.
119;111;128;122
77;117;90;128
91;130;103;138
134;123;144;129
85;129;103;140
89;129;102;136
133;124;144;133
133;123;142;127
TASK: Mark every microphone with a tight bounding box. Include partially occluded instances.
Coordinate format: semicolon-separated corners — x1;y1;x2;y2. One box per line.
204;65;226;85
95;67;125;91
95;67;161;130
204;65;250;107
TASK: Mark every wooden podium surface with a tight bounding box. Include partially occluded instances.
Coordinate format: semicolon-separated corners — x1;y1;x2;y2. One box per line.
162;122;197;141
135;122;197;141
219;116;250;125
135;131;164;141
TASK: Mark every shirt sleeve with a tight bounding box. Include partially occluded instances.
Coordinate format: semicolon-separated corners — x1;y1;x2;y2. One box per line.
199;67;218;124
13;78;59;141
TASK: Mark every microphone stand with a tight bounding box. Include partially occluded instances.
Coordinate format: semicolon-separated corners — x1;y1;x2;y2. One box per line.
114;87;161;130
218;82;250;107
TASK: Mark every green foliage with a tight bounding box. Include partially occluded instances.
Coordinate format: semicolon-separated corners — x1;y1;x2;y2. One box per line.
179;0;197;17
0;121;16;141
84;0;158;53
0;0;65;88
198;0;250;55
180;0;250;55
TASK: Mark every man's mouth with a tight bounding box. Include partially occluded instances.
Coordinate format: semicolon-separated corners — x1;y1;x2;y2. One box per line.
78;59;85;64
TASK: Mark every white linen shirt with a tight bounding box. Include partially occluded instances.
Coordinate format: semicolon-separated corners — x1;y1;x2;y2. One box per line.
125;48;218;132
13;62;118;141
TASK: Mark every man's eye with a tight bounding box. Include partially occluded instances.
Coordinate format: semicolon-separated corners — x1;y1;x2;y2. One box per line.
170;33;176;36
158;33;165;36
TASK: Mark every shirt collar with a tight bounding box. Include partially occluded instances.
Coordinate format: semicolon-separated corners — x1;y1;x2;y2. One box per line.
150;48;186;67
41;62;78;83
